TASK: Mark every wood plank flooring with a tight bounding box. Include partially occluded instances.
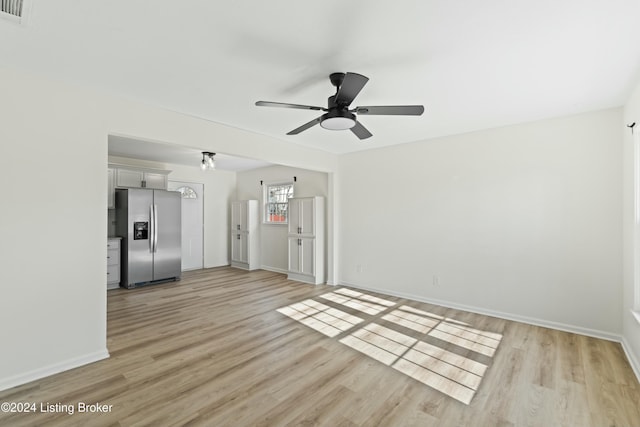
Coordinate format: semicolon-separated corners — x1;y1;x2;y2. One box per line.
1;267;639;426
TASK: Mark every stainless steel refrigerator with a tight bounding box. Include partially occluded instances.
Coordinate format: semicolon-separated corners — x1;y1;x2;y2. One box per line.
115;188;181;288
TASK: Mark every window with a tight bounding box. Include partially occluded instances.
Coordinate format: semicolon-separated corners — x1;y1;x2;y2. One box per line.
264;182;294;224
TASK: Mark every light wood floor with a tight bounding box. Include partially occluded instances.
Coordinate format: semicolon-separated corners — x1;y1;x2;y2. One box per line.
1;267;639;426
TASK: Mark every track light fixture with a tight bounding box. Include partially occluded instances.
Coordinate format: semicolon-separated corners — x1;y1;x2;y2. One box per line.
201;152;216;171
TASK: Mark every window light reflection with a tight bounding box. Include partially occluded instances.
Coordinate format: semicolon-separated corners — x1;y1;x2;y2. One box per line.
319;288;396;315
382;306;442;333
276;290;503;405
276;299;363;337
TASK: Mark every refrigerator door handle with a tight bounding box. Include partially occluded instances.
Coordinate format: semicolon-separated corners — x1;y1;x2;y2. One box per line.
149;204;155;253
153;204;159;253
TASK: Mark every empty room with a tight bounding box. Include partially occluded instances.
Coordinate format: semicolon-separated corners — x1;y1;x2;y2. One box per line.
1;1;640;426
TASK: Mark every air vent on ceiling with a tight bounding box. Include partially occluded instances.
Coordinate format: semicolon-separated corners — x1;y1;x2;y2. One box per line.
1;0;30;24
1;0;23;17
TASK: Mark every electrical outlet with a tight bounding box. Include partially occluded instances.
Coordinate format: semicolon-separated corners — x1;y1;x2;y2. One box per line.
433;275;439;287
356;264;363;273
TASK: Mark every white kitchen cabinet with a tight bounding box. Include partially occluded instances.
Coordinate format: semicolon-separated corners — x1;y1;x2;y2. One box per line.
142;172;168;189
287;197;324;284
231;232;249;264
108;168;116;209
288;236;315;276
107;237;121;289
230;200;260;270
115;168;144;188
288;196;316;236
231;199;249;232
113;167;169;190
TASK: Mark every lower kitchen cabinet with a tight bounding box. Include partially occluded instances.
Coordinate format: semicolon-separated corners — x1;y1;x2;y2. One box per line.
288;236;316;278
107;237;121;289
230;200;260;270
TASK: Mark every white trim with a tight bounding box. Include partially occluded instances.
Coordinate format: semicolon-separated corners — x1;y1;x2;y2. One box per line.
0;349;109;392
635;131;640;312
632;309;640;326
340;281;621;342
287;271;322;285
0;10;20;23
621;336;640;385
260;265;289;275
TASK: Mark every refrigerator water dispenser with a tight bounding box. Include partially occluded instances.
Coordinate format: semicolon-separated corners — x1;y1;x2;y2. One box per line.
134;221;148;240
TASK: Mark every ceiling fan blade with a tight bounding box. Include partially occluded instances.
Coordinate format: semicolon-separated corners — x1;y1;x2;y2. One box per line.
256;101;325;111
335;72;369;106
354;105;425;116
350;121;373;140
286;117;323;135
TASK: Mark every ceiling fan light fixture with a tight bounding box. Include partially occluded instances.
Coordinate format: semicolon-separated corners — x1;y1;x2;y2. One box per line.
320;111;356;131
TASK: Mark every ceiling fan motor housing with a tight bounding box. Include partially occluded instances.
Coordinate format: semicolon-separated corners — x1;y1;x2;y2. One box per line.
329;72;346;88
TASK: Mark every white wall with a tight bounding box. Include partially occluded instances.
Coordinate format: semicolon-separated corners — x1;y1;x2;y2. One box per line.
0;68;109;390
108;156;236;268
338;109;623;338
623;80;640;380
0;66;336;391
236;165;329;274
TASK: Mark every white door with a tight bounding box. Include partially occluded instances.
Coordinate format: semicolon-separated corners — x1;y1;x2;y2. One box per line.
168;181;204;271
299;198;315;236
231;201;247;232
288;199;301;235
231;232;249;263
240;233;249;263
300;237;315;275
288;237;301;273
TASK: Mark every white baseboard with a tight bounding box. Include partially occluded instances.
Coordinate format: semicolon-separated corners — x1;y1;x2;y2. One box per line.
339;281;621;343
621;337;640;385
260;265;289;275
0;349;110;392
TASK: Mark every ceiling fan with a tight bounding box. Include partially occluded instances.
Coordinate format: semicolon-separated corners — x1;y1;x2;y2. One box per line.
255;72;424;140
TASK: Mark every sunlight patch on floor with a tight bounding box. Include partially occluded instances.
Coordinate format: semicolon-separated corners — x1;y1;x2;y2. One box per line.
276;289;503;404
319;288;396;315
382;305;443;333
339;323;417;366
340;322;494;404
276;299;364;337
428;322;501;357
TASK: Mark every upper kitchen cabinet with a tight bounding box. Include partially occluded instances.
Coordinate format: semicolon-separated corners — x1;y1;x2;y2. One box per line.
288;197;317;237
108;165;171;209
115;168;169;190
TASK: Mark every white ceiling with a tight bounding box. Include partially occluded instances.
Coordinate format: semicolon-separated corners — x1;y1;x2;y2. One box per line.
108;135;273;172
3;1;640;156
